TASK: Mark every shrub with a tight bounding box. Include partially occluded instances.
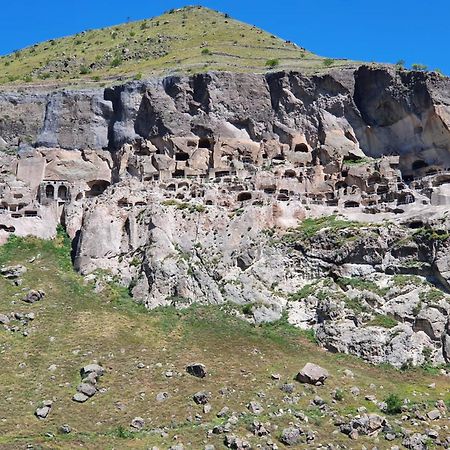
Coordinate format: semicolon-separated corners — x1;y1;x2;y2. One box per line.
411;63;428;71
334;389;344;401
395;59;405;68
323;58;334;67
134;73;143;80
110;57;122;68
265;59;280;68
384;393;403;415
201;48;211;55
79;66;91;75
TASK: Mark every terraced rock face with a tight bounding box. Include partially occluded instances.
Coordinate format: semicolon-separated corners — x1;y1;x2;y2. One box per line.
1;59;450;367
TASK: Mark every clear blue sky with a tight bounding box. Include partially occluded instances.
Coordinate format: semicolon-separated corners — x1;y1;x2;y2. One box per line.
1;0;448;74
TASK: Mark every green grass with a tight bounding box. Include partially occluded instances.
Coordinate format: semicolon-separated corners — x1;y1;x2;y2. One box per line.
288;282;317;301
367;314;398;329
285;215;370;242
0;234;448;448
337;277;389;297
0;6;359;87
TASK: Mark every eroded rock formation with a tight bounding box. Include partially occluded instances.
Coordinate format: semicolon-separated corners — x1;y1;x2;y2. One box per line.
1;65;450;366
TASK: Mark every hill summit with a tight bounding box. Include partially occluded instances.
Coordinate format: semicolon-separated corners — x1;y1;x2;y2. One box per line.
0;5;356;86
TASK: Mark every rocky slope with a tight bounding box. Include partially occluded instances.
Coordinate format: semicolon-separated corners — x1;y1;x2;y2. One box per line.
1;234;449;449
1;60;450;368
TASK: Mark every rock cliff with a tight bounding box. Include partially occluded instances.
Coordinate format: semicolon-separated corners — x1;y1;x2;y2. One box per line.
1;65;450;367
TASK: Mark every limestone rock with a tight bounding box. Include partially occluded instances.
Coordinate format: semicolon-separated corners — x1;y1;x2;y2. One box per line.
295;363;329;385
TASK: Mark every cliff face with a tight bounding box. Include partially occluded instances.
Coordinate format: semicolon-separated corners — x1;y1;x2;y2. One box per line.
1;65;450;367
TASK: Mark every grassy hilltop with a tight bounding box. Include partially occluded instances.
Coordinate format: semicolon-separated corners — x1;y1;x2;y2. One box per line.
0;6;358;87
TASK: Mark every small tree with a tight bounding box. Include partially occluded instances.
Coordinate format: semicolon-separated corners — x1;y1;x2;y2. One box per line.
395;59;405;68
110;57;122;68
384;393;403;415
265;59;280;68
411;63;428;71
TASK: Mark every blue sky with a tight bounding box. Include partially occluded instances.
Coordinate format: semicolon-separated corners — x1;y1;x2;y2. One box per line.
1;0;448;73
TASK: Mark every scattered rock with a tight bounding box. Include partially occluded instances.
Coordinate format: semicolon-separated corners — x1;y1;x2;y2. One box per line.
72;392;89;403
280;383;295;394
402;433;427;450
247;401;264;415
156;392;169;402
59;424;71;434
35;401;52;419
193;391;210;405
131;417;145;430
80;363;105;378
295;363;329;385
23;290;45;304
1;265;26;279
186;363;207;378
224;434;251;449
73;363;105;403
279;427;303;446
77;383;97;397
427;409;441;420
0;314;10;325
217;406;230;418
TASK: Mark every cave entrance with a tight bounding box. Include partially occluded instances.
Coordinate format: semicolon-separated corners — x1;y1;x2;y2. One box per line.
294;143;309;153
175;152;190;162
45;185;55;199
87;180;110;198
58;185;68;200
237;192;252;202
412;160;428;171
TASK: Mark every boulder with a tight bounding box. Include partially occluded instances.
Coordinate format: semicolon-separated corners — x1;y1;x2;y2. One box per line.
0;314;10;325
280;427;303;446
0;265;27;279
77;382;97;397
186;363;207;378
156;391;169;402
35;401;52;419
247;401;264;415
72;392;89;403
130;417;145;430
295;363;329;385
193;391;210;405
23;290;45;304
80;363;105;378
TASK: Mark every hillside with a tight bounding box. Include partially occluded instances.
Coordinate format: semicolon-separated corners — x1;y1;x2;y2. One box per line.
0;6;358;87
0;233;449;449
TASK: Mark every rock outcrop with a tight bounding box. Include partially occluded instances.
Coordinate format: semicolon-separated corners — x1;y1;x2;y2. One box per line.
1;65;450;367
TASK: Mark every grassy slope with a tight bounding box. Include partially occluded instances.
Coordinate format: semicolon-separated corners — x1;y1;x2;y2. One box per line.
0;6;359;87
0;233;448;449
